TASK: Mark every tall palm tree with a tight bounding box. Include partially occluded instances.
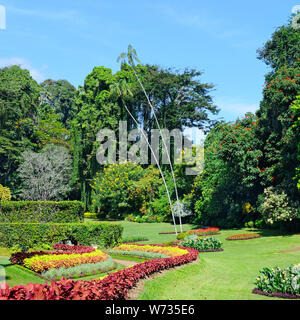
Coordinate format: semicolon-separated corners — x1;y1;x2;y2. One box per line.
117;45;183;232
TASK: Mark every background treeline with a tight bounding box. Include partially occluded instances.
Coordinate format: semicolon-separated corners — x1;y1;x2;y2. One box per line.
0;15;299;229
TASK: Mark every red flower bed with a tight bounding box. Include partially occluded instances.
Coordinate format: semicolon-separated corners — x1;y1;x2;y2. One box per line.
188;227;220;236
0;245;198;300
226;233;261;241
10;245;95;266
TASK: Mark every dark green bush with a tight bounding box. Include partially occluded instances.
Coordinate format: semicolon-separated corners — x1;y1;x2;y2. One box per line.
0;222;123;251
0;201;84;223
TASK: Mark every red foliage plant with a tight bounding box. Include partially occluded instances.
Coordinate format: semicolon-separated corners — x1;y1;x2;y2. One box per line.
1;245;198;300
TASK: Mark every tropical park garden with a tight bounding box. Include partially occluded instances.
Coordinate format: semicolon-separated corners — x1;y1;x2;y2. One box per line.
0;13;300;301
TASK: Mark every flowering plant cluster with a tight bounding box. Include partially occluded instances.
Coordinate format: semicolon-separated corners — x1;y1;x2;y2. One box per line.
10;245;95;266
180;236;223;252
23;250;109;273
0;244;198;300
226;233;261;241
112;244;189;257
52;244;95;252
188;227;220;236
253;264;300;298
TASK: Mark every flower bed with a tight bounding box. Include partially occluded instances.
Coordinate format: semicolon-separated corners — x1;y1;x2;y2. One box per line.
253;264;300;299
10;245;96;266
188;227;220;236
0;244;198;300
23;250;109;273
180;236;223;252
226;233;261;241
111;244;189;257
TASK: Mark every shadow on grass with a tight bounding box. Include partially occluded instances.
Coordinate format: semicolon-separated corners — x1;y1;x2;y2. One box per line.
254;228;299;238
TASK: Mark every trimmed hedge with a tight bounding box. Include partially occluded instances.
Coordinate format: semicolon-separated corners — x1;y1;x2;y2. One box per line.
0;201;84;223
0;222;123;250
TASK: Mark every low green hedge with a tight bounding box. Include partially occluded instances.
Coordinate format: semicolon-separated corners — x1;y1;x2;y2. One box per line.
0;222;123;250
0;201;84;223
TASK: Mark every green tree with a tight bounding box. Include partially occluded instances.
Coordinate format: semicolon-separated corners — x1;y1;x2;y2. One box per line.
257;17;300;70
40;79;76;128
0;65;40;193
71;67;121;208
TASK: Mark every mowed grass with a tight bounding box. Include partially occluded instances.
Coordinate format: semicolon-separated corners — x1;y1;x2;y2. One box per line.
137;228;300;300
85;219;195;244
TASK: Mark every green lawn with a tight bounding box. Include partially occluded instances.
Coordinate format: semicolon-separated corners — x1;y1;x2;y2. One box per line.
86;219;195;244
137;228;300;300
1;221;300;300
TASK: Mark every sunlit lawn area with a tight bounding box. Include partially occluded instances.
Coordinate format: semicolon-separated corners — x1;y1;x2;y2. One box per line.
1;221;299;300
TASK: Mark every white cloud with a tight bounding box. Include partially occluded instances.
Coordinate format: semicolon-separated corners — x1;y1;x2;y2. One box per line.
0;57;45;82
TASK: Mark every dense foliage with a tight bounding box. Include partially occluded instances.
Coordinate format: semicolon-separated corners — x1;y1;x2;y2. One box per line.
0;201;84;223
0;222;123;251
187;16;300;229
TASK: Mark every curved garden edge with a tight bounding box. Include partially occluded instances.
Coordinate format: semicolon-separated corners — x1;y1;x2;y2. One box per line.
126;257;200;300
252;288;300;300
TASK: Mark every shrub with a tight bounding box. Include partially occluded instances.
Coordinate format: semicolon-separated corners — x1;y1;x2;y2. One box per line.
257;187;299;225
125;214;164;223
84;212;97;219
226;233;261;240
253;264;300;297
91;163;162;219
0;222;123;251
245;221;254;228
176;232;188;240
180;237;223;251
0;184;11;201
0;201;84;223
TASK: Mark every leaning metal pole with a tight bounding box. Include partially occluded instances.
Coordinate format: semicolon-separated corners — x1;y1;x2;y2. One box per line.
129;66;183;233
121;100;178;235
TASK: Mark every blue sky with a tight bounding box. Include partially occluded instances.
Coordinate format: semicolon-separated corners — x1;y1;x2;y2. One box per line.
0;0;298;123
